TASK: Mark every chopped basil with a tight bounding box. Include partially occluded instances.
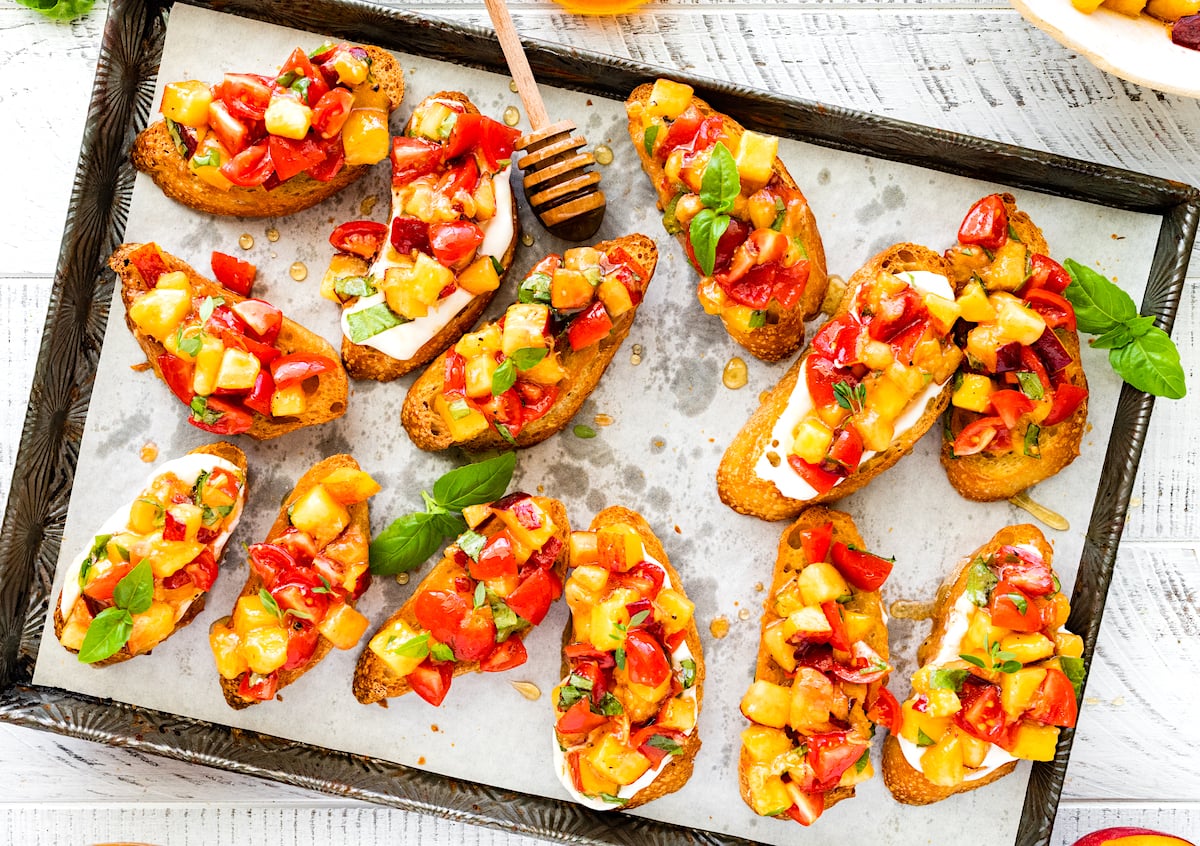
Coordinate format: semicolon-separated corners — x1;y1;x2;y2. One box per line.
854;746;871;773
928;668;969;692
597;793;628;805
518;272;552;305
276;70;298;88
198;296;224;323
629;609;650;628
748;310;767;329
1016;371;1045;400
490;256;504;275
389;632;431;660
78;534;113;588
1023;423;1042;458
790;237;809;260
510;347;548;371
202;503;233;526
175;327;202;358
494;422;518;445
769;197;787;231
473;581;487;609
566;673;594;692
1002;592;1029;615
964;557;998;607
431;642;455;662
165;118;188;158
643;124;659;157
334;275;377;299
290;76;313;102
573;424;597;439
259;588;284;623
113;545;130;561
646;734;683;756
446;398;472;420
189;397;221;426
191;147;220;169
458;530;487;561
661;194;682;236
614;648;626;671
557;684;586;710
1060;656;1086;697
916;729;936;747
346;303;405;343
313;576;334;595
596;692;624;716
489;597;526;642
491;358;517;395
680;658;697;689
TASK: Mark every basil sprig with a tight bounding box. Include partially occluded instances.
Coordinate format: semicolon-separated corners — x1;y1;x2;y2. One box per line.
77;560;155;664
368;453;517;575
15;0;94;21
1063;260;1185;399
688;142;740;276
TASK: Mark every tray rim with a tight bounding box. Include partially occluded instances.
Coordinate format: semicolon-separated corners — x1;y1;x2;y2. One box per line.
0;0;1196;844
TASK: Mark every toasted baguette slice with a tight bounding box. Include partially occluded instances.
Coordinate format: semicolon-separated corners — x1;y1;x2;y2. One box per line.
54;442;248;666
718;244;963;521
883;524;1081;805
401;234;658;452
553;506;704;811
941;194;1089;501
738;507;892;824
353;494;570;705
626;80;828;361
112;243;349;440
132;45;403;218
329;92;521;381
214;454;376;709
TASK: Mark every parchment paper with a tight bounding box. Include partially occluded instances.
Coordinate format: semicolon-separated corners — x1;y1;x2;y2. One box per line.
33;5;1157;843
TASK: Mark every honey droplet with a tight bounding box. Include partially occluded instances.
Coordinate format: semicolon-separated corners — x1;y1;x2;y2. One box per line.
503;106;521;127
360;195;378;216
759;389;772;404
723;356;748;389
821;274;846;316
139;442;159;463
509;79;519;93
737;608;751;621
238;233;254;250
889;599;935;621
511;681;541;700
289;261;308;282
594;144;614;166
754;582;765;592
265;227;280;243
709;616;730;639
594;413;614;427
395;572;410;585
1008;492;1069;532
521;232;535;247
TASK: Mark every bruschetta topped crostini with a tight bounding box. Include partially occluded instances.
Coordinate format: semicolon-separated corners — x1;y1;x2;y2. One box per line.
353;493;569;706
553;507;703;811
718;244;965;521
941;194;1089;500
739;507;899;826
401;234;657;451
321;93;521;381
209;455;380;708
626;79;828;361
882;524;1084;804
134;43;403;217
55;443;248;665
112;242;349;440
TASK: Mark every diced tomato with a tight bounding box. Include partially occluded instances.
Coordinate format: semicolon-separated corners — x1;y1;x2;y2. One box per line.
821;600;851;652
407;658;454;706
804;354;847;412
570;658;609;704
955;679;1008;745
772;259;810;311
438;157;480;203
471;531;518;581
391;136;443;185
622;559;666;599
480;637;527;672
531;254;561;277
799;523;834;565
783;782;825;826
267;135;326;182
305;134;344;182
156;353;195;404
810;315;861;368
310;88;355;139
82;560;134;602
567;301;614;351
1024;289;1076;331
787;454;840;496
995;545;1055;597
1043;383;1088;427
190;396;254;435
516;381;559;424
274;529;317;567
831;641;890;684
826;426;864;473
524;536;563;575
452;606;497;662
723;262;775;309
272;574;330;625
220;142;273;187
505;568;558;625
865;285;926;344
390;215;431;256
1024;253;1071;295
478;116;520;171
414;589;470;645
1026;667;1079;728
283;619;320;670
989;580;1043;632
556;699;609;735
866;686;903;735
656;109;703;159
957;193;1009;251
207;100;251;156
247;543;296;589
830;542;894;592
237;671;278;702
183;548;219;592
230;299;281;344
482;388;524;438
428;220;484;269
989;389;1036;430
443;112;484;160
685;216;750;277
624;628;671;687
129;243;171;287
1020;346;1053;395
329;220;388;259
632;725;687;768
807;731;868;789
210;252;256;297
952;415;1010;456
563;643;616;669
602;247;648;293
270;353;338;389
220;329;281;368
220;73;273;121
163;509;188;541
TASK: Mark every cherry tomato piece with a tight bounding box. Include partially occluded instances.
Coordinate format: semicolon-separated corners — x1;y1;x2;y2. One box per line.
237;671;278;702
329;220;388;259
624;628;671;687
957;193;1009;251
955;679;1009;745
1043;384;1088;427
1025;289;1077;331
267;135;326;182
311;88;355;139
190;396;254;435
799;522;834;565
990;389;1037;430
129;243;171;287
830;542;894;592
567;301;614;351
1026;667;1079;728
1024;253;1071;295
471;531;518;581
270;353;338;389
82;561;134;603
480;637;527;672
866;686;903;735
406;658;454;706
952;415;1011;456
989;580;1043;632
211;252;257;297
414;589;470;645
283;619;320;670
787;454;841;496
556;699;609;735
221;142;273;187
390;136;443;185
505;568;558;626
451;606;497;662
428;220;484;269
157;353;195;405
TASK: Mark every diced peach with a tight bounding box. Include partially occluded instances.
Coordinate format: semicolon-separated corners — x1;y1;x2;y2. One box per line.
899;698;951;746
434;394;490;443
1001;667;1048;718
128;498;163;535
993;292;1048;346
127;601;177;655
156;271;191;291
569;563;610;597
741;725;793;763
232;594;277;636
455;324;503;358
330;51;369;85
1009;722;1060;761
654;588;694;635
495;500;555;551
501;303;551;354
215;348;261;392
790;416;834;464
646;79;694;120
59;600;93;651
569;531;599;567
789;667;835;732
191;334;225;397
240;624;289;674
953;373;996;413
781;606;832;642
797;562;850;606
271;383;308;417
597;277;634;318
958;729;991;769
734;130;778;193
740;680;792;729
319;467;381;505
521;351;568;386
317;602;370;650
763;620;797;674
368;619;427;677
1000;632;1056;665
588;588;637;651
161;81;213;127
1054;631;1085;659
552;268;595;311
128;288;192;342
657;695;697;733
980;239;1028;292
458;255;501;295
462;503;492;529
745;766;792;817
921;732;965;787
288;484;351;548
586;734;652;786
166;503;204;542
843;611;875;645
464;354;499;399
595;523;645;573
264;95;312;140
145;539;204;579
210;622;249;679
577;756;621;798
956;278;995;322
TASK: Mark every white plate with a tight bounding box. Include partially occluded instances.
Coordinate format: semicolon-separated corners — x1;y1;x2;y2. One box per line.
1012;0;1200;97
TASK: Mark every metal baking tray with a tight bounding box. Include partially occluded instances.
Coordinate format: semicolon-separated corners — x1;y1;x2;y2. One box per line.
0;0;1195;844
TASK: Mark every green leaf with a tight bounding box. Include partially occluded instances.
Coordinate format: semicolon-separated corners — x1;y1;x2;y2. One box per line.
748;310;767;329
854;747;871;773
389;632;431;659
369;512;447;575
518;272;552;304
189;397;221;426
78;534;113;588
490;597;526;642
770;197;787;231
567;672;594;692
313;575;333;595
431;642;455;662
112;560;154;615
688;208;730;277
557;684;586;710
334;276;377;299
510;347;548;371
661;194;682;235
646;734;683;755
491;358;517;395
177;330;203;359
643;125;659;157
1109;326;1187;399
629;609;650;627
833;380;866;413
1062;259;1139;334
597;793;628;805
699;142;739;214
964;557;998;607
1016;371;1045;401
198;296;224;323
432;452;517;510
15;0;95;21
1089;322;1135;351
916;728;936;747
1060;656;1086;697
346;303;404;343
446;398;472;420
1023;423;1042;458
997;659;1023;674
959;653;987;670
473;581;486;609
680;658;697;688
614;648;626;671
928;668;969;692
458;530;487;561
77;607;133;663
573;424;597;439
1002;593;1028;615
258;588;283;623
596;692;624;716
495;423;518;445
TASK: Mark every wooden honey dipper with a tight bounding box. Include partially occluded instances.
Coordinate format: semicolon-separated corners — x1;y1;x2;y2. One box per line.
483;0;607;241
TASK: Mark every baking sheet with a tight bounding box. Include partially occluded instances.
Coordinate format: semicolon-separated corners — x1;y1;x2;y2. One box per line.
30;4;1156;843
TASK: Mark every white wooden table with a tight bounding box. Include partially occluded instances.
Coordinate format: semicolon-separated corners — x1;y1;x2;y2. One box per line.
2;1;1198;843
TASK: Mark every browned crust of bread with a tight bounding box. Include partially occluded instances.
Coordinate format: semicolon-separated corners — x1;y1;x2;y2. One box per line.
941;194;1088;501
400;234;659;452
337;92;518;382
218;454;370;709
111;243;349;440
625;82;828;362
132;46;403;218
882;523;1052;804
737;506;887;814
566;506;704;810
54;442;248;666
351;496;571;705
717;243;956;521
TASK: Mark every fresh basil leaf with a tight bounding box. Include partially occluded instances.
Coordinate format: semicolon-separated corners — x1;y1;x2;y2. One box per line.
646;734;683;755
390;632;430;659
597;793;628;805
916;728;936;747
77;607;134;663
369;512;447;575
614;648;627;671
112;560;154;615
346;303;404;343
643;124;659;157
518;272;552;305
178;330;203;359
15;0;95;22
596;692;624;716
474;581;486;609
276;71;298;89
431;452;517;510
1063;259;1139;334
431;642;455;662
748;310;767;329
558;684;586;710
78;534;113;588
189;397;221;426
928;668;969;692
192;147;220;169
959;653;987;669
495;422;518;445
854;746;871;773
573;424;597;439
964;557;998;607
445;398;472;420
258;588;283;622
699;141;739;214
491;358;517;395
334;276;377;299
490;256;504;275
458;530;487;561
1060;656;1086;697
291;76;313;103
430;510;467;539
567;673;594;692
770;197;787;231
1002;593;1029;615
1016;371;1045;401
198;296;223;323
688;208;730;277
629;609;650;628
490;598;526;642
661;194;682;236
1089;322;1135;351
680;658;697;688
510;347;548;371
1109;325;1187;399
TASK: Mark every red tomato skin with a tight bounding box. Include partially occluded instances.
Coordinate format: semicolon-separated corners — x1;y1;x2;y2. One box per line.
952;415;1010;456
413;590;470;645
190;397;254;435
390;215;431;256
267;135;326;182
452;607;497;662
556;699;609;734
821;600;851;652
958;194;1009;251
230;299;281;344
443;351;467;396
806;731;869;788
82;561;134;603
211;252;256;297
1043;383;1088;427
207;99;251;154
830;542;894;592
311;88;354;139
471;532;518;581
407;658;454;706
247;542;297;589
237;671;278;702
989;580;1043;632
516;381;559;425
283;620;320;670
955;679;1009;745
624;628;671;687
479;637;527;672
1026;667;1079;728
183;548;219;592
443;112;483;160
1024;289;1077;331
157;353;195;405
505;568;557;626
995;545;1055;597
129;243;171;287
867;686;903;735
428;220;484;269
305;135;344;182
786;454;840;495
799;522;834;565
990;389;1037;430
390;136;443;185
1024;254;1072;295
270;353;338;389
329;220;388;259
567;301;614;351
826;426;864;472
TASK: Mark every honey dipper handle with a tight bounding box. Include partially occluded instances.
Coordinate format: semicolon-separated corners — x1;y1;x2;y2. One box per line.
483;0;550;130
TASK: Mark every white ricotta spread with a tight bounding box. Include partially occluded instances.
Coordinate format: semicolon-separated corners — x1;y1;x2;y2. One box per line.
754;270;955;501
897;732;1017;783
